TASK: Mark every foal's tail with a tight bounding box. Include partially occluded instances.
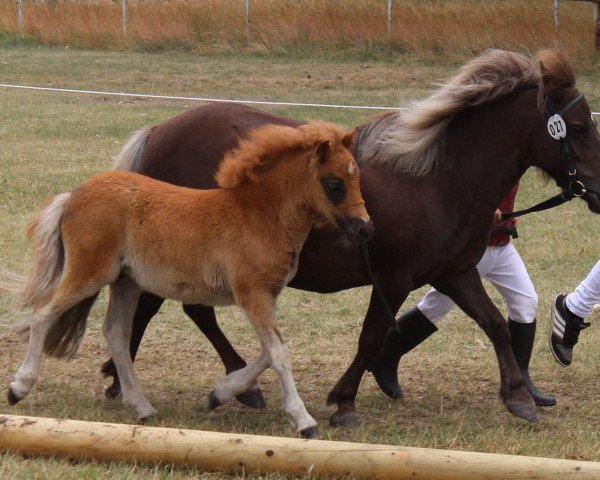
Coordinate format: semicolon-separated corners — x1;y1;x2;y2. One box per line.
112;127;152;173
19;192;71;310
9;192;99;359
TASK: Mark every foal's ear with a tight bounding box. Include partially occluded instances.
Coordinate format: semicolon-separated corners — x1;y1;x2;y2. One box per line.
342;127;358;150
314;140;331;164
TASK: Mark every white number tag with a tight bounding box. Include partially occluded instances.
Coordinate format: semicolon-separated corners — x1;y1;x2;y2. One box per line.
547;114;567;140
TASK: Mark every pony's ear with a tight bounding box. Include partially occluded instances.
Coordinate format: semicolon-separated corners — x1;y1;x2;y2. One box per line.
315;140;331;164
342;128;357;150
538;50;576;100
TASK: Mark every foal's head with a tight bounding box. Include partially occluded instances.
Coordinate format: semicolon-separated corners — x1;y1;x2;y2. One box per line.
299;122;373;244
216;121;373;244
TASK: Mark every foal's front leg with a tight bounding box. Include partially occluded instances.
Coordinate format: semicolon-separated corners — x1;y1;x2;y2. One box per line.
224;291;318;438
103;276;157;421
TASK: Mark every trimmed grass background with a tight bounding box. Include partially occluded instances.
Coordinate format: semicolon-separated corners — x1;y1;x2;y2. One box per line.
1;45;600;478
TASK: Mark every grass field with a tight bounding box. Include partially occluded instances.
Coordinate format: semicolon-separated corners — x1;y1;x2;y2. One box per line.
1;42;600;478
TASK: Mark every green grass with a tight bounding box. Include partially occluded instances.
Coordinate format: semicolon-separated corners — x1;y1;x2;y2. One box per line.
1;45;600;478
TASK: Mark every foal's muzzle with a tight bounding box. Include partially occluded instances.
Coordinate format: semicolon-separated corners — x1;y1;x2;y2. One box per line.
337;216;374;244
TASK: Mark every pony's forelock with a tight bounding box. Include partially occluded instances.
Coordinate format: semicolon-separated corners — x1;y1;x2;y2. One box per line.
216;122;347;189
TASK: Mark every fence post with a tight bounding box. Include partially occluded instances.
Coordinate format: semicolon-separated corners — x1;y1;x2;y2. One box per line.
554;0;560;47
122;0;127;37
387;0;393;37
594;3;600;52
245;0;251;43
18;0;23;36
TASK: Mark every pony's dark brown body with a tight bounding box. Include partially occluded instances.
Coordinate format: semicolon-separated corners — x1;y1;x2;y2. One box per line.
104;50;600;426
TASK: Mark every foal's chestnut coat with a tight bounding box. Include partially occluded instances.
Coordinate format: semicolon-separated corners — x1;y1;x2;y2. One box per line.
7;122;372;437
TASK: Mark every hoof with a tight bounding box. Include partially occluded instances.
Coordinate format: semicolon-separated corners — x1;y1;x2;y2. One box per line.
208;390;222;411
7;388;22;406
329;410;361;428
507;401;537;422
138;413;156;423
299;426;320;439
235;388;267;410
104;382;122;400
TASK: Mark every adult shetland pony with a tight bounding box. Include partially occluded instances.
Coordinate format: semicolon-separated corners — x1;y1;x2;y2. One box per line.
104;49;600;426
6;122;372;438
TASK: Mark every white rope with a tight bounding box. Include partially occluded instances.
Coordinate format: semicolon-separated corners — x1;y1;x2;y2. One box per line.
1;82;598;115
0;83;397;111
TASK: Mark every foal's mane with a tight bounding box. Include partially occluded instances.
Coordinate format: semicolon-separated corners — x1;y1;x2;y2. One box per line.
360;49;576;176
216;122;346;189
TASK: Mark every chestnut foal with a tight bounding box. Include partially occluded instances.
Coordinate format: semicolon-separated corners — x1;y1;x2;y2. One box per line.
6;122;372;438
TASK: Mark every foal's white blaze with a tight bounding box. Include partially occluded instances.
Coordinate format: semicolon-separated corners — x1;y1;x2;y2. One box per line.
347;161;356;176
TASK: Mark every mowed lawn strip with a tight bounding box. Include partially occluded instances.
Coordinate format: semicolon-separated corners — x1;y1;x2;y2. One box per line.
1;46;600;479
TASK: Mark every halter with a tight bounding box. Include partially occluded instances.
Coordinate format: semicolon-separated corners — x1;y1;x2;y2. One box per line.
501;92;586;222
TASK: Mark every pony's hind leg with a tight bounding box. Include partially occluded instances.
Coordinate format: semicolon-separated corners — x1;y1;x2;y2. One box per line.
102;276;156;421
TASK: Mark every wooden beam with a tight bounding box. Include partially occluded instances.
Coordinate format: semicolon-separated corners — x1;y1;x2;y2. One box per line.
2;415;600;479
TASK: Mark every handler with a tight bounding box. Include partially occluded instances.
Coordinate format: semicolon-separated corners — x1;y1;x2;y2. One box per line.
550;261;598;366
370;182;556;407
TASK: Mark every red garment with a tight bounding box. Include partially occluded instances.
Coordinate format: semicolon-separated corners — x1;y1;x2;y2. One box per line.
488;181;519;247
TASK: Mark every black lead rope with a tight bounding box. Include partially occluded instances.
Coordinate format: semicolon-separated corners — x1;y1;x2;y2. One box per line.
360;242;400;333
500;190;575;222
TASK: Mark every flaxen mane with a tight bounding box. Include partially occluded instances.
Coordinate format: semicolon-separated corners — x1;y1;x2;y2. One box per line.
216;122;346;189
360;49;575;176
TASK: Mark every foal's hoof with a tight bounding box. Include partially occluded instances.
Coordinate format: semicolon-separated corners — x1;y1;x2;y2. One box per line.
137;408;158;423
235;388;267;410
7;388;22;406
506;400;537;423
299;426;320;439
208;390;223;411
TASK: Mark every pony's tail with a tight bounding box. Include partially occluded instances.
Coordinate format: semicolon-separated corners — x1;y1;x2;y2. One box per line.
6;192;99;359
112;127;152;173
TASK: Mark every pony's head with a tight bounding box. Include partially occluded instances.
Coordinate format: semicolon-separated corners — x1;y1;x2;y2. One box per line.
216;122;373;244
534;49;600;213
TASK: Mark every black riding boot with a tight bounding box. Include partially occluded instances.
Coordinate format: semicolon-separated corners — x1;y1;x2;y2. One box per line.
508;318;556;407
369;307;438;399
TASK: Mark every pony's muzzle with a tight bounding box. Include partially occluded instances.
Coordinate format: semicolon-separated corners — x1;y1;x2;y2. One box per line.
337;216;374;244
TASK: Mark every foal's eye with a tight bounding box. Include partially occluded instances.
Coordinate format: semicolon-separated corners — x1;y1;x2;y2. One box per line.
320;175;347;205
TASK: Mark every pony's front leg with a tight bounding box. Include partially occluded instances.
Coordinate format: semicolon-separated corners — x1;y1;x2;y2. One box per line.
433;268;536;422
103;276;156;421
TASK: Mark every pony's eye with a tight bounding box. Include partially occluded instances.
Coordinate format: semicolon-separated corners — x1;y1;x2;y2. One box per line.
570;125;587;136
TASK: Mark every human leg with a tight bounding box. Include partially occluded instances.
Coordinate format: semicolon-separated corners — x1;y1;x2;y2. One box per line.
484;244;555;406
550;260;599;365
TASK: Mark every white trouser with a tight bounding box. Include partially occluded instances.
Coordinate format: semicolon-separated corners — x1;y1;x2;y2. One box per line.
418;243;538;324
566;259;600;319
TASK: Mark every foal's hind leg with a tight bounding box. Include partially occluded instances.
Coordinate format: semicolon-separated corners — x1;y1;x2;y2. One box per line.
8;280;101;404
102;276;156;421
8;308;58;404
